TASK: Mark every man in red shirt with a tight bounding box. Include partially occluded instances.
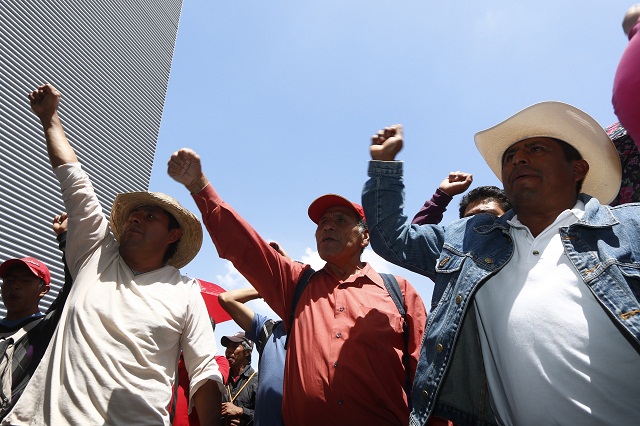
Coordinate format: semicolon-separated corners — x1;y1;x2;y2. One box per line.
168;148;427;426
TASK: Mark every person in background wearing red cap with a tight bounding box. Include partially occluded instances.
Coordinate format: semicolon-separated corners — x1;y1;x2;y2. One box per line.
0;214;73;420
168;148;427;426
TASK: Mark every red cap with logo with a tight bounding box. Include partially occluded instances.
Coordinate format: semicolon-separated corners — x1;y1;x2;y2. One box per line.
0;257;51;285
308;194;365;224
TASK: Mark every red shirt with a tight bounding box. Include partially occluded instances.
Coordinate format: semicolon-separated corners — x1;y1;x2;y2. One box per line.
193;185;427;426
171;355;230;426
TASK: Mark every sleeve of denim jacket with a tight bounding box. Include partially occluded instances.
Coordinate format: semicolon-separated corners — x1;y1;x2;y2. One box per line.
362;160;446;280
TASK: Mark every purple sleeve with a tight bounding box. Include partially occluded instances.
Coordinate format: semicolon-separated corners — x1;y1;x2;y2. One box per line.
411;188;453;225
613;20;640;147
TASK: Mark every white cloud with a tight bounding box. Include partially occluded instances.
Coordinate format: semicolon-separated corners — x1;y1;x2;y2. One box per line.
300;246;398;274
300;247;324;270
362;248;393;273
215;260;281;320
214;261;250;291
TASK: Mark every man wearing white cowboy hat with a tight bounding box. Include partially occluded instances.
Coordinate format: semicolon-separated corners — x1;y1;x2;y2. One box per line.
167;147;427;426
4;84;224;426
363;103;640;426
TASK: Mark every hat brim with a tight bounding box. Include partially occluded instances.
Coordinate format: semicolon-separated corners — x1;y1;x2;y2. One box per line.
221;336;254;350
308;194;365;224
221;336;244;346
474;101;621;205
110;192;203;269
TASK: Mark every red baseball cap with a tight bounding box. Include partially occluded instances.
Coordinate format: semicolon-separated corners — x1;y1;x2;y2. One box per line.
0;257;51;285
308;194;365;224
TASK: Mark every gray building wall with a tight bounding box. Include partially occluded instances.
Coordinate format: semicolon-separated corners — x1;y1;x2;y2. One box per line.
0;0;183;312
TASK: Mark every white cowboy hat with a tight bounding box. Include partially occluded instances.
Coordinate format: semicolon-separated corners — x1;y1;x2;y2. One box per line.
475;101;621;204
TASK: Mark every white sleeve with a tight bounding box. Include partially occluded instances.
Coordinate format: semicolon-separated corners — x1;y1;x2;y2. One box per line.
180;279;225;407
53;162;114;278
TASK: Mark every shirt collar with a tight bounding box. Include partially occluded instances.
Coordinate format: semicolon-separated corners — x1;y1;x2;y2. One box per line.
508;199;585;232
321;262;386;290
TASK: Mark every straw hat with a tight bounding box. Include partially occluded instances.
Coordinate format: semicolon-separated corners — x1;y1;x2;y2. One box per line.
109;192;203;269
475;101;621;205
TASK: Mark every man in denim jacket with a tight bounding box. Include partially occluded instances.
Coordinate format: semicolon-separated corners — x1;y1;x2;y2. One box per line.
362;103;640;425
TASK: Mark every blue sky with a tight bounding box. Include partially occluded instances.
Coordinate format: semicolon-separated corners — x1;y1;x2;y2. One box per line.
148;1;633;361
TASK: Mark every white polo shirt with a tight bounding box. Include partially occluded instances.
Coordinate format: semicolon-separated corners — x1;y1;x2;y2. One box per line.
474;200;640;425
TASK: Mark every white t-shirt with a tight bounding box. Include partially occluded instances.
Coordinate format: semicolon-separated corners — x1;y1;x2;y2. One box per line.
474;201;640;425
5;163;223;425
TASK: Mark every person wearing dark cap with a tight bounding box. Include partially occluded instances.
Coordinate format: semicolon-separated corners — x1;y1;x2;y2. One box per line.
218;284;286;426
168;148;427;426
364;103;640;425
5;84;224;426
220;332;257;426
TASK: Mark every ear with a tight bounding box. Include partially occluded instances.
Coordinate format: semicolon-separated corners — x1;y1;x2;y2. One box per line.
167;227;183;244
361;228;370;249
39;284;50;298
573;159;589;182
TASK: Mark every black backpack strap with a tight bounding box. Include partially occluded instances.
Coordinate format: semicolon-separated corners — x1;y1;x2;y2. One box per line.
284;267;315;349
379;273;411;398
256;319;279;356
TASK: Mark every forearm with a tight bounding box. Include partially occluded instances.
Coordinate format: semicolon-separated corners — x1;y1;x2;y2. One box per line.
46;232;73;314
192;380;222;426
241;407;254;423
218;289;257;332
362;161;444;277
192;184;304;319
41;113;78;168
411;189;453;225
219;287;260;305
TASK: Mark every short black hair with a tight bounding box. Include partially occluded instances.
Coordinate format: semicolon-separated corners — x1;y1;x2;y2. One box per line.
459;186;511;218
162;210;181;264
357;218;368;254
241;341;253;363
555;138;585;194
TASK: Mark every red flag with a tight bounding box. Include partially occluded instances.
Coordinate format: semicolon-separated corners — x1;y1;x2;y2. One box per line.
197;279;232;324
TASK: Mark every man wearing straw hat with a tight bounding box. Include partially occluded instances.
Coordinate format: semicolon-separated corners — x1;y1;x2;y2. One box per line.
4;84;224;425
363;103;640;425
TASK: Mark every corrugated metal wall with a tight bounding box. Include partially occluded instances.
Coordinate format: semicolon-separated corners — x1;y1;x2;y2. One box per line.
0;0;183;313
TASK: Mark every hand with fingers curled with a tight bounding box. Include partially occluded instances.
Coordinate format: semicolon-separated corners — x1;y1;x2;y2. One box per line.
28;83;61;124
370;124;403;161
439;171;474;196
167;148;209;194
52;212;69;236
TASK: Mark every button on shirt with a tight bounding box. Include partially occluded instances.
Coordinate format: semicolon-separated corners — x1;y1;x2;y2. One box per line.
474;200;640;425
193;184;426;426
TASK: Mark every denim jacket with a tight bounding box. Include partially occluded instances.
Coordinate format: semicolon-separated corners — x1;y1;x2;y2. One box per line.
362;161;640;426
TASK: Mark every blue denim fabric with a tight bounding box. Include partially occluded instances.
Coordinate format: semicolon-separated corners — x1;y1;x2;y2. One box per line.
362;160;640;426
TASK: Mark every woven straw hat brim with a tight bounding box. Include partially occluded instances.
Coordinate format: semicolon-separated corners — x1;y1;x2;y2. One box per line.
109;192;203;269
474;101;621;205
